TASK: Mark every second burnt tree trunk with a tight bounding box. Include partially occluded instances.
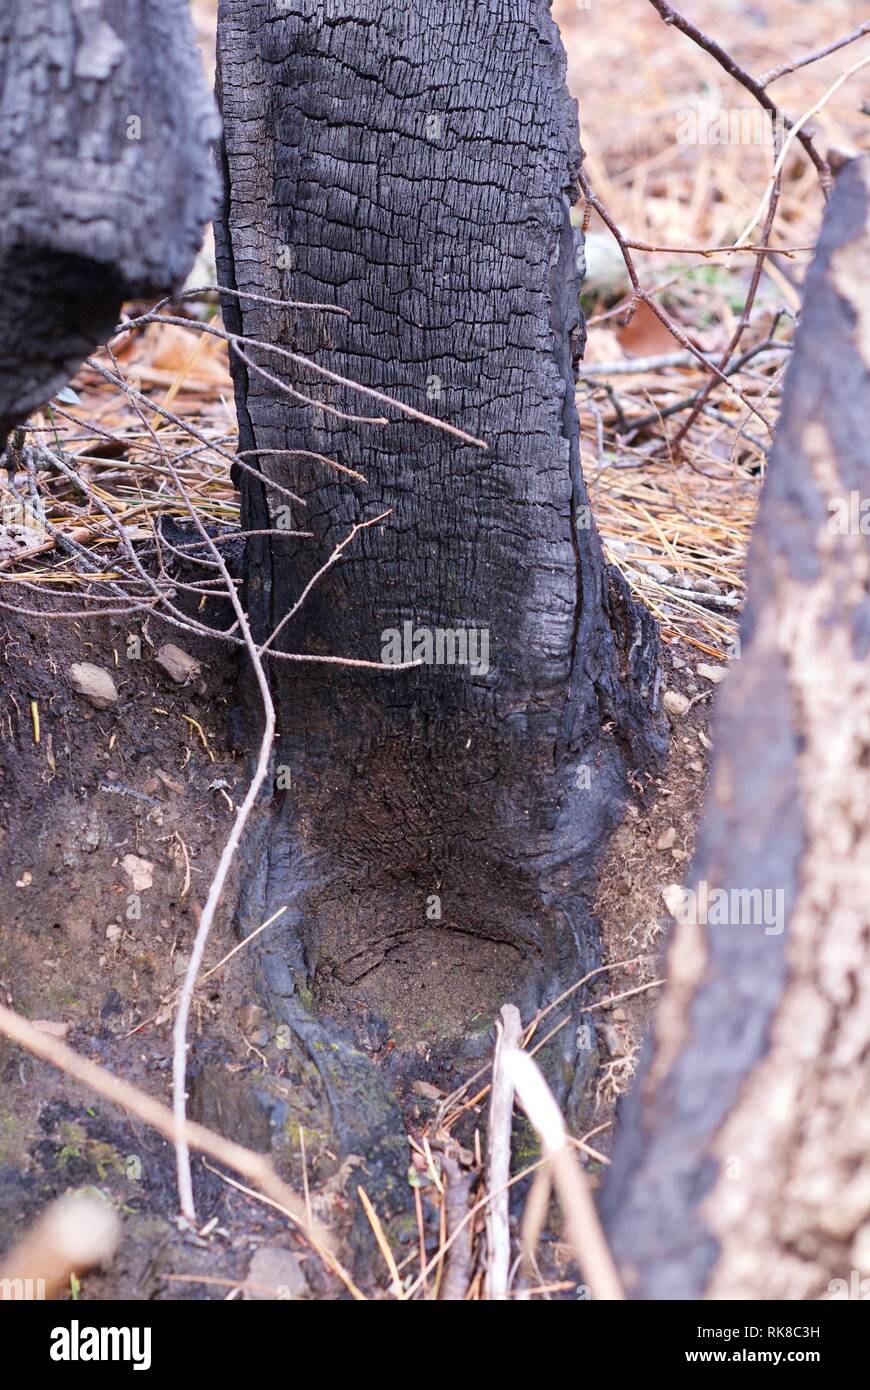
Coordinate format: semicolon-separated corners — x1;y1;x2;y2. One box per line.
215;0;663;1192
602;156;870;1300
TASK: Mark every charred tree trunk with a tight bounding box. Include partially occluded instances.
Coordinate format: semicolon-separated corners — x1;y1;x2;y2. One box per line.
603;156;870;1300
0;0;219;446
215;0;663;1195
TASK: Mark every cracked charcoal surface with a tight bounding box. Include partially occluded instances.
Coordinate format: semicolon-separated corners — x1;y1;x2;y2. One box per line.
0;0;220;444
215;0;663;1203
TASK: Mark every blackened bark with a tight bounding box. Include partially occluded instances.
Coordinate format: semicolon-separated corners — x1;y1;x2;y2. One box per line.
0;0;219;445
603;156;870;1300
215;0;663;1198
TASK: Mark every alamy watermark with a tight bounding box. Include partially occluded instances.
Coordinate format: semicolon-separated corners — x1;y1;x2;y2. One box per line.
828;493;870;535
677;105;788;148
1;1276;45;1300
671;880;784;936
0;496;47;534
381;621;490;676
50;1320;151;1370
827;1270;870;1300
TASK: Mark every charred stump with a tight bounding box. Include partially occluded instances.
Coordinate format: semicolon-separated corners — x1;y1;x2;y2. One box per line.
215;0;664;1206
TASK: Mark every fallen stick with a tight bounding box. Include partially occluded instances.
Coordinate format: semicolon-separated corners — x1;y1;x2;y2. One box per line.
503;1047;624;1301
484;1003;523;1300
439;1154;475;1302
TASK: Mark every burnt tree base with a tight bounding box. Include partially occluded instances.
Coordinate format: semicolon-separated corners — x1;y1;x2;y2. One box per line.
215;0;665;1234
232;569;662;1227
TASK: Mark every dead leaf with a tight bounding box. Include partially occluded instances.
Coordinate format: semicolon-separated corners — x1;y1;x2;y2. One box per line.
617;299;679;357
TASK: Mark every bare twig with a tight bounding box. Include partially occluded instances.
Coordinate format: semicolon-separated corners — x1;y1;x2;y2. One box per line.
438;1154;475;1302
357;1186;405;1298
645;0;832;190
736;53;870;247
199;904;288;983
758;20;870;87
257;509;394;657
668;173;783;450
484;1004;523;1300
167;454;276;1227
503;1048;624;1301
579;171;774;436
114;308;489;450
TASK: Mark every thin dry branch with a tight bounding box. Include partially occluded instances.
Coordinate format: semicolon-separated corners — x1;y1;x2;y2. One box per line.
484;1004;523;1300
579;171;774;438
758;20;870;87
114;307;489;450
645;0;832;190
166;450;276;1227
503;1048;624;1301
736;52;870;246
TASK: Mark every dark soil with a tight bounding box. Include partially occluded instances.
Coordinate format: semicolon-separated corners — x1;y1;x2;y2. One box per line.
0;581;713;1298
0;591;343;1298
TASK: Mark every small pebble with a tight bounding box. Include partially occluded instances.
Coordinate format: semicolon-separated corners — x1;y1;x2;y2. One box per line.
656;827;676;851
663;690;690;717
69;662;118;710
238;1004;263;1033
155;644;201;685
245;1246;307;1301
642;562;671;585
662;884;686;918
412;1080;443;1101
121;854;153;892
156;767;185;795
173;951;191;979
697;663;727;685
